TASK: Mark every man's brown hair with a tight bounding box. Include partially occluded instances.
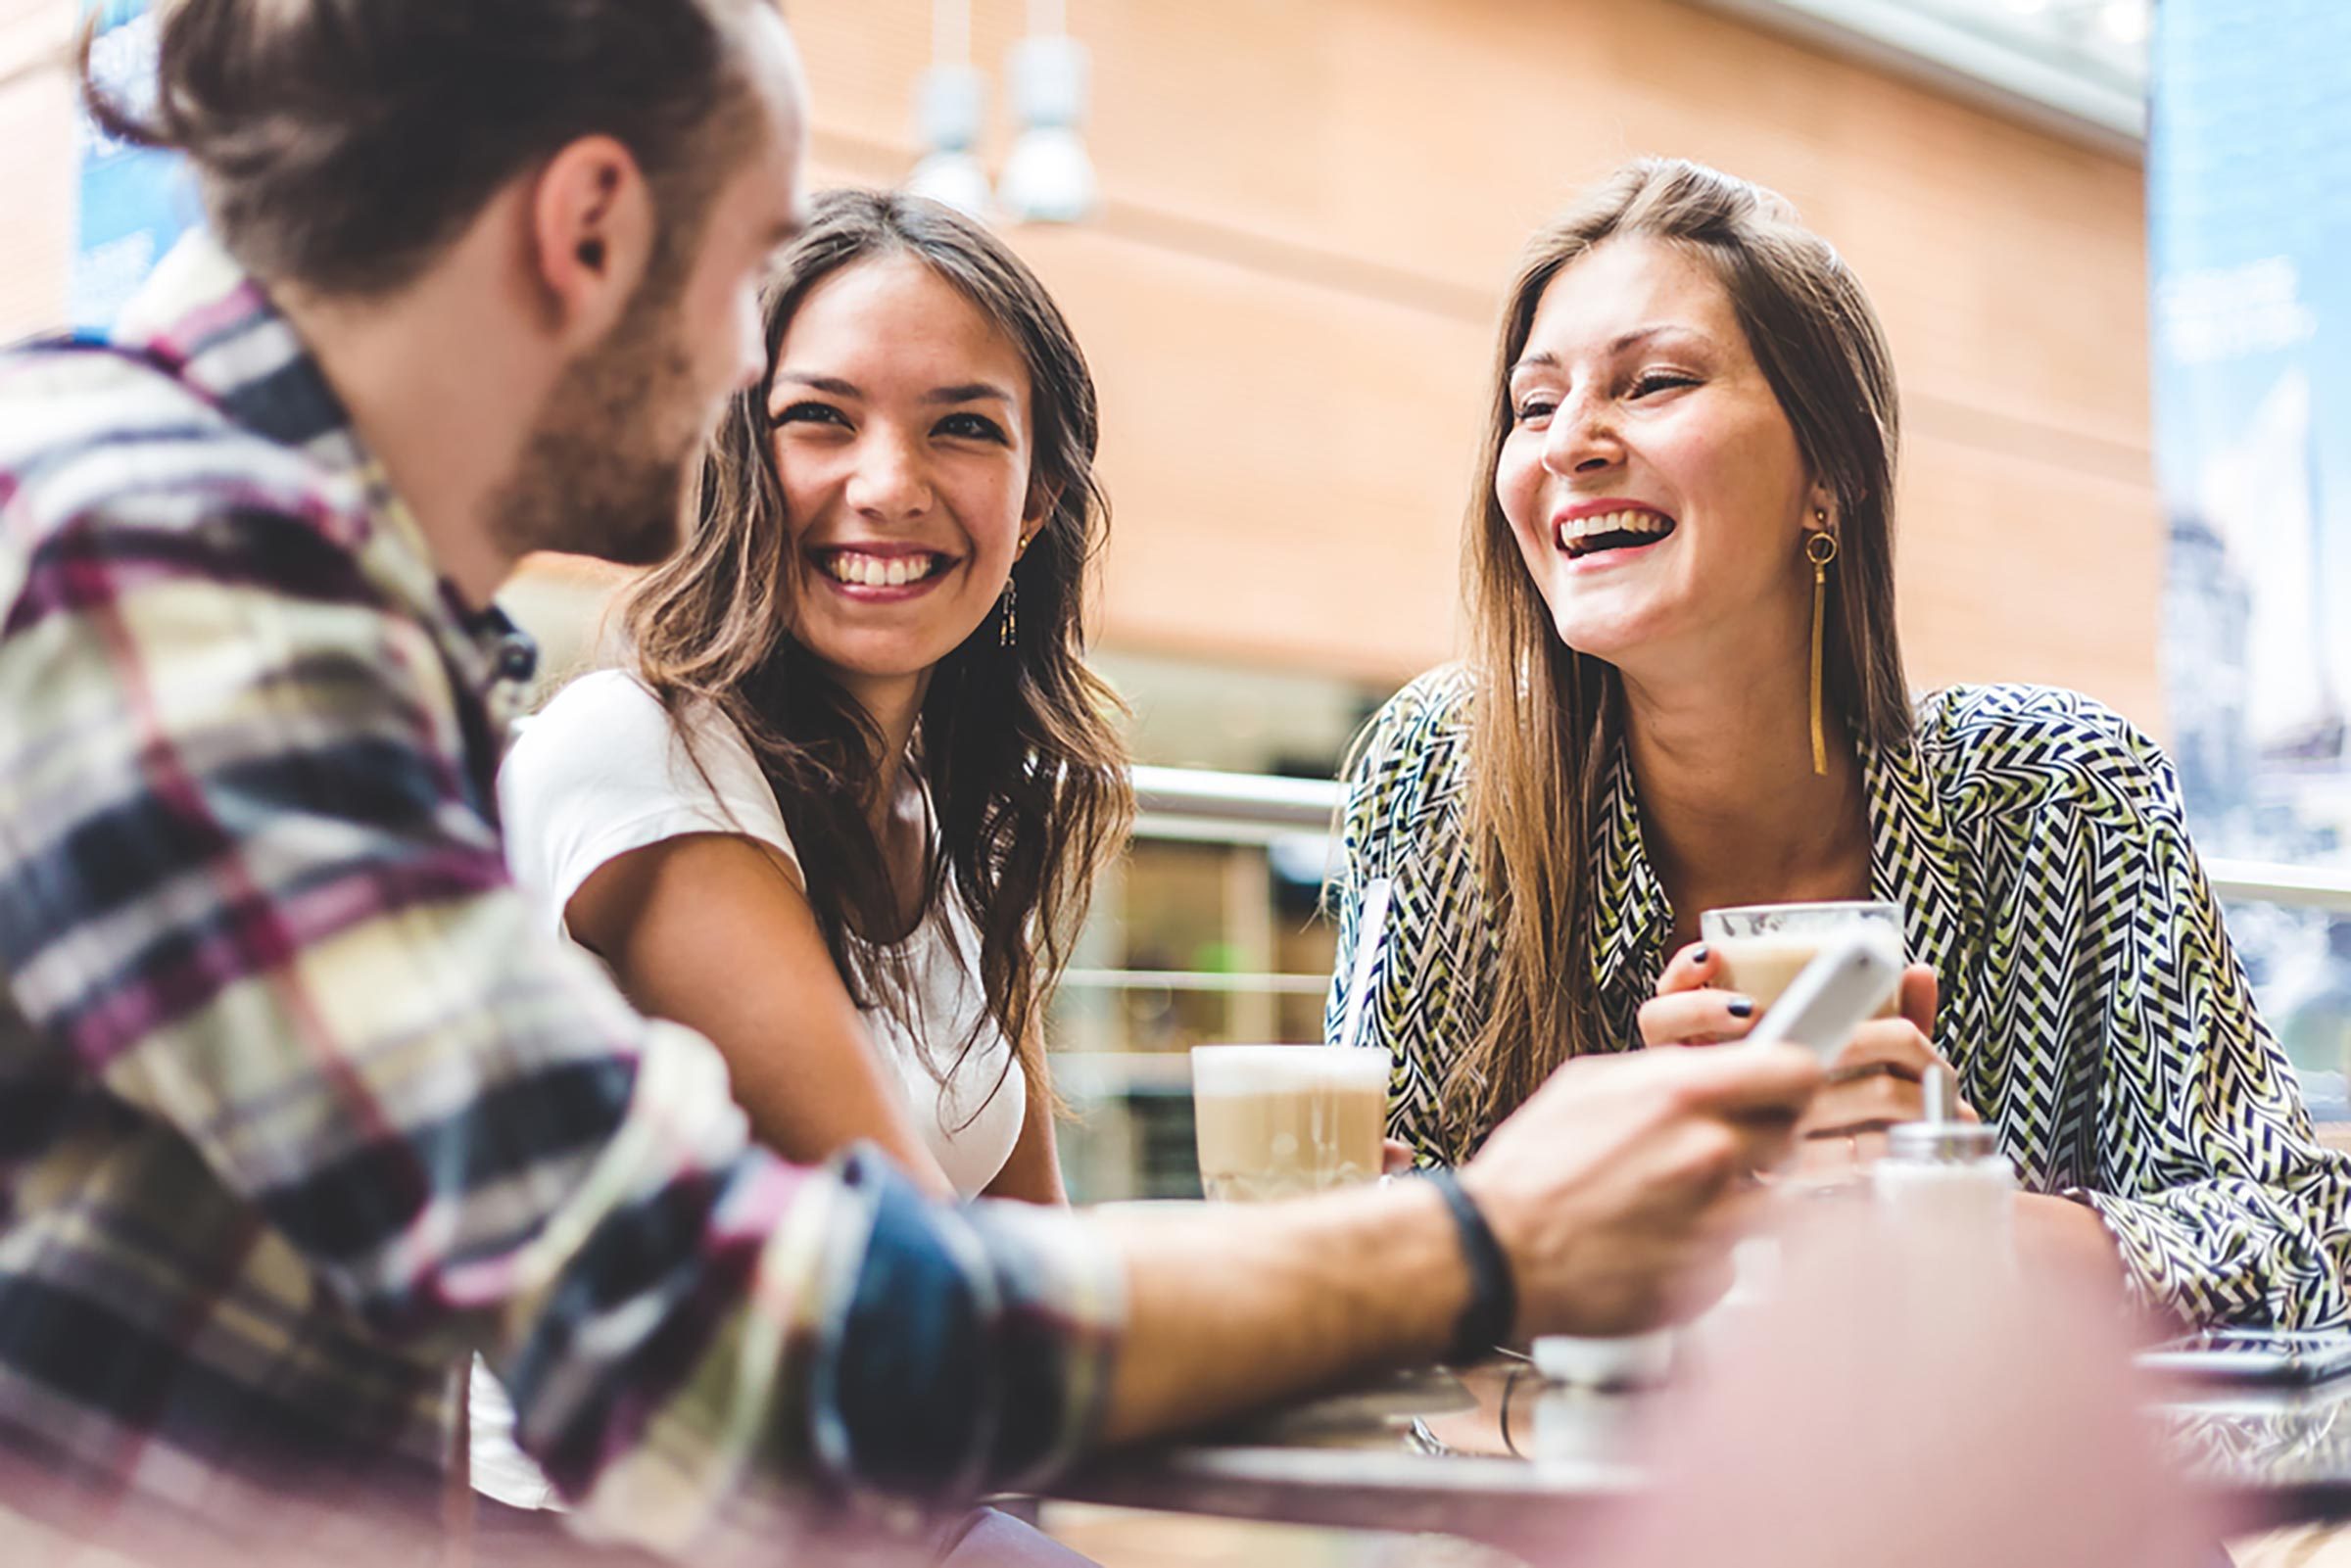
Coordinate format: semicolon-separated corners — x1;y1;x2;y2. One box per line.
78;0;776;297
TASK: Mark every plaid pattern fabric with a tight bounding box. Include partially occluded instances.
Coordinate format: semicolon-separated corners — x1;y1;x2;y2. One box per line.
1327;664;2351;1331
0;233;1119;1564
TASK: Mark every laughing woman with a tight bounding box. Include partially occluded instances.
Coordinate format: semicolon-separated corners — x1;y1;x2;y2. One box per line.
1325;158;2351;1331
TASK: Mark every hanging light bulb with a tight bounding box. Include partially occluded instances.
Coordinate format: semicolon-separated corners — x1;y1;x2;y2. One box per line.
906;67;990;217
2098;0;2150;47
904;0;991;218
999;1;1098;225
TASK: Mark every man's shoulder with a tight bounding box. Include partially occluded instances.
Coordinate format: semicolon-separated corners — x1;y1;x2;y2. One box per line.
0;339;371;604
2;336;218;475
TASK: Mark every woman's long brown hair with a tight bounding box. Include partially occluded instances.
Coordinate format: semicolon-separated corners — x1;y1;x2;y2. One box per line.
622;189;1131;1119
1443;158;1910;1158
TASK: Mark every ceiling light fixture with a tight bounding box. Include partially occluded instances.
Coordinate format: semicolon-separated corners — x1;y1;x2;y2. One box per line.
2098;0;2150;47
904;0;992;218
998;0;1098;225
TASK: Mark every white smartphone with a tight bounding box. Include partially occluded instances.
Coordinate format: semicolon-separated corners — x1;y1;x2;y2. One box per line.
1741;928;1904;1065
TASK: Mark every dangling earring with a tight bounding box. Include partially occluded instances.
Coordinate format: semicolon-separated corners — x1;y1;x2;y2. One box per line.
1000;530;1035;650
1806;511;1840;777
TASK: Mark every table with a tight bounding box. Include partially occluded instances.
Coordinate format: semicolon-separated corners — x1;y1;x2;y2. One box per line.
1051;1362;2351;1557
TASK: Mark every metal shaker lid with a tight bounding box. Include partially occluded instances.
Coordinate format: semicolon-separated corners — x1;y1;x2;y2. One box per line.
1886;1118;2000;1164
1888;1062;1997;1162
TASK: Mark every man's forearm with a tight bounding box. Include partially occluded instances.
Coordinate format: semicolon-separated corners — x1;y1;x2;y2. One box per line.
1091;1178;1468;1444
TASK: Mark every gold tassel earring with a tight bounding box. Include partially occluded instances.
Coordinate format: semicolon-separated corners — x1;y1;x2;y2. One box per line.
1806;516;1839;777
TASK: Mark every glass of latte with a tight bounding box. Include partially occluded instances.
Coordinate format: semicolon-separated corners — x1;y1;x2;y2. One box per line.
1190;1045;1389;1203
1699;900;1905;1022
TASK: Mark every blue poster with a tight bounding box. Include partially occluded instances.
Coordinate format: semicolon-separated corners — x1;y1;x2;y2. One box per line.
2153;0;2351;1088
71;0;195;330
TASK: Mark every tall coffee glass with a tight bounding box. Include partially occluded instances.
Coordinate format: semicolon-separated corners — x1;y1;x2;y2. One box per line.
1191;1045;1388;1202
1699;901;1905;1022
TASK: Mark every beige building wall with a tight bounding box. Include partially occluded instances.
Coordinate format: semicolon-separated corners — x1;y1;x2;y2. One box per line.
0;0;2163;728
796;0;2162;725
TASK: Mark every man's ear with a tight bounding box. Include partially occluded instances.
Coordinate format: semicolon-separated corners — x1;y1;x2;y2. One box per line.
527;135;656;347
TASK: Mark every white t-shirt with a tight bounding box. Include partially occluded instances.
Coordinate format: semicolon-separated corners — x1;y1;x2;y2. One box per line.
501;668;1026;1193
472;669;1028;1511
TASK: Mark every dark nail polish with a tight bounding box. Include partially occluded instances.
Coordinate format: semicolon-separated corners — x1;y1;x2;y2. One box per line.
1727;996;1755;1020
1691;944;1712;966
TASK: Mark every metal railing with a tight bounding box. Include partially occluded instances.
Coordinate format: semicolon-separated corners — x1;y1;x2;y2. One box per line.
1065;767;2351;1197
1130;765;1339;844
1130;765;2351;917
1075;765;1343;1003
2201;860;2351;913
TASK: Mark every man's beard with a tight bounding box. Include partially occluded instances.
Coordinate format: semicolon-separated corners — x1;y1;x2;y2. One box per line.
488;288;707;569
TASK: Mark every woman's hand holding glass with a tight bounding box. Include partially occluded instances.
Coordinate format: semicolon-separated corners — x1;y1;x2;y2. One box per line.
1640;942;1980;1170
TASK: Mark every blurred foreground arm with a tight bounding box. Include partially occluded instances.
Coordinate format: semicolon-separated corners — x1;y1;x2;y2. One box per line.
1095;1043;1821;1441
0;492;1117;1556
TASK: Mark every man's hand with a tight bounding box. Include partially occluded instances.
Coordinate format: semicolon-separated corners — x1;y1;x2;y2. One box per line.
1460;1044;1822;1336
1096;1042;1816;1445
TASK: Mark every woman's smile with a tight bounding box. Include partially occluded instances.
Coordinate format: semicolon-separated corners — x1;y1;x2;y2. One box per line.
809;543;963;601
768;254;1039;689
1553;500;1680;570
1499;238;1815;660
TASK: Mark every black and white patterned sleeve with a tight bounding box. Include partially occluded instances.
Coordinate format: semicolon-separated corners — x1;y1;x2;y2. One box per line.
1322;712;1390;1058
2070;722;2351;1329
1321;668;1477;1164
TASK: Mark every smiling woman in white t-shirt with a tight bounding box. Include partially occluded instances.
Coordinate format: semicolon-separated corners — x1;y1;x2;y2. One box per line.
505;189;1129;1208
476;190;1133;1516
501;667;1034;1193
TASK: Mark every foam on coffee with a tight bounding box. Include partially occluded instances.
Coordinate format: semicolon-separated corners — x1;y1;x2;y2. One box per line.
1192;1046;1388;1203
1711;940;1908;1034
1713;934;1901;1019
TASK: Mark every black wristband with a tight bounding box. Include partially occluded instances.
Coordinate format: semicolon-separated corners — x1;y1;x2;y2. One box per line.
1416;1167;1517;1366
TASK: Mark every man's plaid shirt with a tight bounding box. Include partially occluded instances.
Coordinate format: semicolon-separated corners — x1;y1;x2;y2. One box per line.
0;233;1120;1563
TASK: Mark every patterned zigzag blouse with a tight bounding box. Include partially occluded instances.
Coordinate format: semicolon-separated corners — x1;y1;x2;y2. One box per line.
1324;665;2351;1330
